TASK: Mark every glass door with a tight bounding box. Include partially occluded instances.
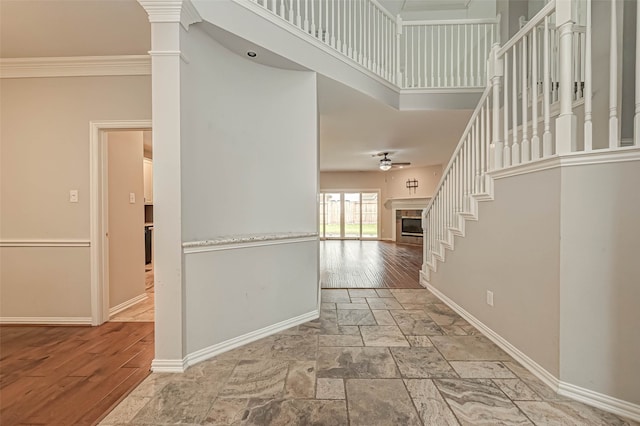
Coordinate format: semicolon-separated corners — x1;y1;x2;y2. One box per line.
319;191;379;239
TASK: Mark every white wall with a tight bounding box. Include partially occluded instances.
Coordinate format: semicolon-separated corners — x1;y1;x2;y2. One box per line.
429;168;562;376
179;24;319;356
0;75;151;321
106;130;146;311
320;165;442;239
559;160;640;405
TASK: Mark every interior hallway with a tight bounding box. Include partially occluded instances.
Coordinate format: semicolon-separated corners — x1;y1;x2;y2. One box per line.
110;263;155;322
98;288;636;425
321;240;423;289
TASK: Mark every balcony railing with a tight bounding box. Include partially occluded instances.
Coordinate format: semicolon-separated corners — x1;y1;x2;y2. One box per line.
241;0;499;90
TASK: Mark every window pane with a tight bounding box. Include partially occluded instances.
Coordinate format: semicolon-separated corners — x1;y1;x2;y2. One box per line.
324;193;341;238
361;192;378;238
344;193;361;238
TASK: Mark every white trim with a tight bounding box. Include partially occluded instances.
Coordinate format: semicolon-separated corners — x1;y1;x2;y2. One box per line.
89;120;152;326
182;233;318;253
422;279;561;392
558;382;640;422
0;239;90;248
0;55;151;79
180;0;202;30
490;147;640;180
108;293;148;317
183;310;319;368
0;317;92;325
151;358;188;373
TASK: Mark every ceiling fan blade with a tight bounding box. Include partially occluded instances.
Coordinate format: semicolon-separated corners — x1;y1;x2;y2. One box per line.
391;162;411;166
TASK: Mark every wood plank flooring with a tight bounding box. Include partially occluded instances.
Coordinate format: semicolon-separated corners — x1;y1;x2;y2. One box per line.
0;322;154;426
320;240;423;289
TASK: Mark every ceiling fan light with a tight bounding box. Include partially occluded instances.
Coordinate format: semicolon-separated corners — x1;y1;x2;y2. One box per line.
379;158;392;171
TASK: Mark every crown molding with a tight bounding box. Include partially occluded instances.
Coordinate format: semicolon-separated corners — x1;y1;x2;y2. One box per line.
0;55;151;79
180;0;202;30
138;0;184;23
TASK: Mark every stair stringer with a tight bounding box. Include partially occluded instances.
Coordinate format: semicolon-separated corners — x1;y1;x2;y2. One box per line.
425;176;495;277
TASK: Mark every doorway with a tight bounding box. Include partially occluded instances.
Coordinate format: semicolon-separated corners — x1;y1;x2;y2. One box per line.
89;120;152;325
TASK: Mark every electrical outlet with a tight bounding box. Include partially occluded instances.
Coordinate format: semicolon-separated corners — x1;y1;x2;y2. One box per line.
486;290;494;307
129;192;136;204
69;190;79;203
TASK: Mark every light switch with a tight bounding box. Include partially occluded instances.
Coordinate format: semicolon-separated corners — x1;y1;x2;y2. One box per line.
129;192;136;204
69;190;79;203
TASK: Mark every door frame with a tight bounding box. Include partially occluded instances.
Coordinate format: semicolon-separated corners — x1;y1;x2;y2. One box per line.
89;120;152;325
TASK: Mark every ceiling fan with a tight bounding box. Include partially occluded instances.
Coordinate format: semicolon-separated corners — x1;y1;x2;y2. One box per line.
373;152;411;171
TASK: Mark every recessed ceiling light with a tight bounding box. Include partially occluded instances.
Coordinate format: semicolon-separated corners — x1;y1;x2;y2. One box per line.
247;51;257;58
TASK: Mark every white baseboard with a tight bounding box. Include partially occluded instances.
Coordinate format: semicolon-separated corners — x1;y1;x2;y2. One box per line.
0;317;92;325
558;382;640;422
423;278;640;422
183;309;319;368
151;358;188;373
109;293;148;317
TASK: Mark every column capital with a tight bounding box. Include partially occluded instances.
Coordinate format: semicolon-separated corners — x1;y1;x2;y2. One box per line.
138;0;201;29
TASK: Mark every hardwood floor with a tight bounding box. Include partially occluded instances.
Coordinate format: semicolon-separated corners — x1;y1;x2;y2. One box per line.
0;322;154;426
320;240;423;289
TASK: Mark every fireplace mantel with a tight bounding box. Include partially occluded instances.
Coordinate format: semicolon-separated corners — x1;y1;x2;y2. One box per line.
384;197;431;210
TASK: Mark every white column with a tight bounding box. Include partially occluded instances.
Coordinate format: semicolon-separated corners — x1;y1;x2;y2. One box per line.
139;0;192;372
555;0;577;154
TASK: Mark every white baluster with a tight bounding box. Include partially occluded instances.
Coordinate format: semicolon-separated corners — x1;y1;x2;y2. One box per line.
295;0;300;26
474;119;480;193
477;24;481;85
288;0;293;22
359;0;363;63
450;25;454;86
396;16;402;87
457;25;461;86
303;0;309;31
532;27;540;160
521;36;530;162
330;0;335;48
438;25;442;87
310;0;315;36
431;26;435;87
609;0;619;149
585;0;593;150
543;16;552;156
512;45;520;165
417;26;422;87
503;51;511;167
325;0;329;45
486;96;491;172
280;0;285;18
404;27;409;87
317;0;322;41
464;25;468;86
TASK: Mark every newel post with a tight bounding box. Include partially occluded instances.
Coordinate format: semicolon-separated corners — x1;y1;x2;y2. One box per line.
555;0;577;154
488;44;504;170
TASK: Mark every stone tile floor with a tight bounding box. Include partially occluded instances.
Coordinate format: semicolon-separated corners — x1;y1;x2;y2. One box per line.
100;289;638;425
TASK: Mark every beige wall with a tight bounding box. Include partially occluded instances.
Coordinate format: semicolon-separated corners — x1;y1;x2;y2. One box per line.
0;75;151;320
430;168;562;376
320;165;442;239
559;160;640;405
107;131;146;311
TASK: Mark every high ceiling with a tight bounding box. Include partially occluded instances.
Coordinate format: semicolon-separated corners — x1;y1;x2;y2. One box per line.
1;0;472;172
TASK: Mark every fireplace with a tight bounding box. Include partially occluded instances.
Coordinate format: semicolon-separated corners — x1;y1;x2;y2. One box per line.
395;209;424;245
401;217;423;237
